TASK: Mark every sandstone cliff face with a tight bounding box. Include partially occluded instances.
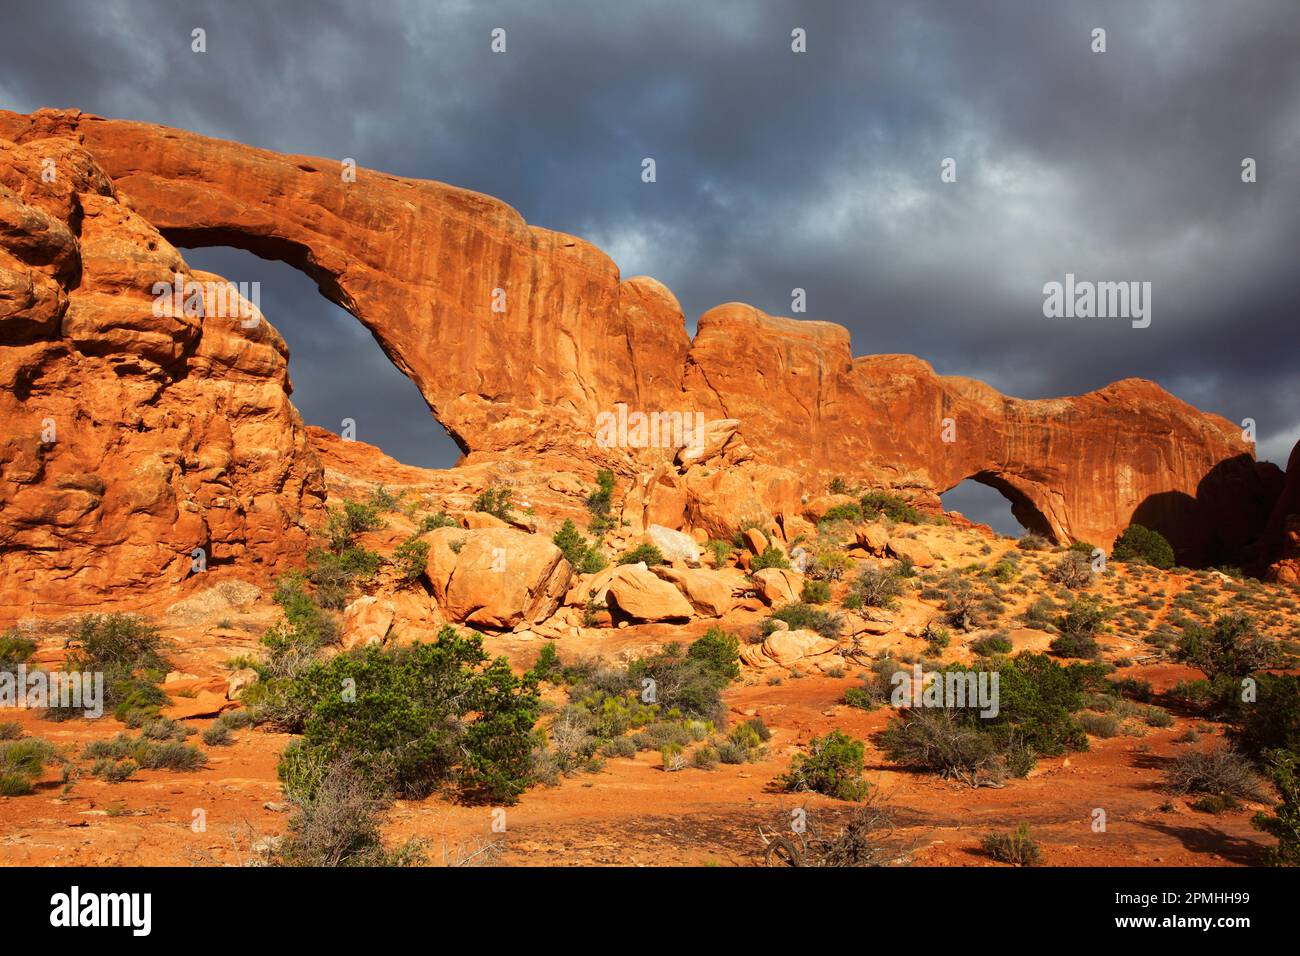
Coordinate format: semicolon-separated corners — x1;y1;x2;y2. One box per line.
0;108;1280;609
0;131;324;615
1264;440;1300;584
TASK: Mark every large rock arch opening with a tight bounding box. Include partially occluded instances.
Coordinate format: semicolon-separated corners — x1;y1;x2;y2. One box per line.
940;472;1054;539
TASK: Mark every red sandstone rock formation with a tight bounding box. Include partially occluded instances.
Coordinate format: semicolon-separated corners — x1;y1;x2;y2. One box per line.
0;108;1283;609
0;131;323;615
1264;440;1300;584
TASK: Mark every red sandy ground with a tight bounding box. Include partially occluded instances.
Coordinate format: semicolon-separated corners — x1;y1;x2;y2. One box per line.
0;437;1289;867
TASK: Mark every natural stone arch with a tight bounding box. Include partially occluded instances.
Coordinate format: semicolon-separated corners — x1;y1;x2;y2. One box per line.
0;107;1274;565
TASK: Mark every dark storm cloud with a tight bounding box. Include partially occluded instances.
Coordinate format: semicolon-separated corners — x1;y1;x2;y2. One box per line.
2;0;1296;523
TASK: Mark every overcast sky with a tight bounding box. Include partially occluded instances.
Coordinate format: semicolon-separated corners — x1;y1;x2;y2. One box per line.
2;0;1296;533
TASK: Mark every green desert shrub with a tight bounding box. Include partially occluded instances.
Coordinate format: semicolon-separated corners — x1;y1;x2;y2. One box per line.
779;729;870;801
418;510;457;532
982;823;1043;866
0;630;35;669
276;753;426;867
585;469;617;532
0;738;59;795
618;543;665;566
1231;674;1300;759
282;627;540;804
750;546;791;571
762;603;843;641
627;635;740;724
704;539;734;567
323;500;384;552
1111;524;1175;569
49;614;170;724
685;627;740;683
819;503;864;524
471;486;515;521
1017;533;1049;551
391;535;431;585
552;519;607;574
306;546;382;610
1253;750;1300;866
1047;551;1093;590
1173;613;1280;682
970;633;1014;656
1049;596;1109;659
800;579;831;604
859;491;922;524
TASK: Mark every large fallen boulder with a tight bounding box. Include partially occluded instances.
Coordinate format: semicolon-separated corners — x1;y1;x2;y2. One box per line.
340;595;395;649
751;567;802;605
854;523;890;555
740;628;839;668
651;566;734;617
887;537;935;568
605;564;694;621
423;526;571;628
645;523;700;563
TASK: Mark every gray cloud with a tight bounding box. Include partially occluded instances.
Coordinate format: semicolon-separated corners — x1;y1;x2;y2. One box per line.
3;0;1296;528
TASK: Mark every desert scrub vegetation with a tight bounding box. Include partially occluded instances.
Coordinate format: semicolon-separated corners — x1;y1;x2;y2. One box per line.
585;468;617;533
779;729;871;801
471;485;515;521
750;545;791;571
843;656;907;710
277;627;540;804
391;534;431;586
322;499;384;552
83;731;207;781
305;544;382;609
970;632;1014;657
1253;750;1300;866
940;578;1003;631
1172;612;1283;682
879;653;1100;786
0;629;35;669
1048;596;1110;660
759;794;906;867
45;614;170;725
704;538;734;567
0;737;61;795
309;497;386;608
762;602;844;641
1164;746;1262;803
552;519;608;574
859;490;923;524
418;510;457;532
532;629;748;779
617;542;665;566
982;823;1043;866
202;709;251;746
241;574;341;731
850;565;905;609
800;579;832;604
275;752;427;867
1111;523;1175;569
1017;532;1050;551
807;544;854;582
1047;551;1094;590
